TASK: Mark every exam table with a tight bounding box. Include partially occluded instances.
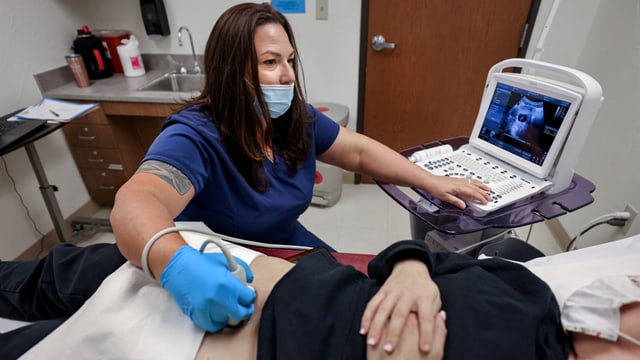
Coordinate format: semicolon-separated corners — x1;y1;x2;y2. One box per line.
2;232;639;359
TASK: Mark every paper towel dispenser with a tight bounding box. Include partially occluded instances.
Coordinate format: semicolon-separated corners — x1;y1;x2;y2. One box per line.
140;0;170;39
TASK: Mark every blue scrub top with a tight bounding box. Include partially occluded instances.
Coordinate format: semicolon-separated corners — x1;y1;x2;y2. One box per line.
143;104;340;247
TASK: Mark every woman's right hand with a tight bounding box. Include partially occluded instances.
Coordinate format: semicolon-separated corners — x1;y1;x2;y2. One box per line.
160;246;256;332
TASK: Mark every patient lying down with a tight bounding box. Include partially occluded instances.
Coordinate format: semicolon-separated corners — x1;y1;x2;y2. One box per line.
195;255;446;360
198;257;640;360
21;240;640;360
194;255;444;360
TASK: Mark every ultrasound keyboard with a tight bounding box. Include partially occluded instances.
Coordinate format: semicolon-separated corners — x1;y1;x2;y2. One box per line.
412;146;553;214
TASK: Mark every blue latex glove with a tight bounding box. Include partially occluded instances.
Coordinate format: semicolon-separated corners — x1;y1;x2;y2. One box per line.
160;245;256;332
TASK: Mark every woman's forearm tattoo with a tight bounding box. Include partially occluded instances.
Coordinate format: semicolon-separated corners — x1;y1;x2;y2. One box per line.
136;160;193;195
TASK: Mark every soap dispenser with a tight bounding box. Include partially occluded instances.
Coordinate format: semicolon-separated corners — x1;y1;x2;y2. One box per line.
116;35;146;77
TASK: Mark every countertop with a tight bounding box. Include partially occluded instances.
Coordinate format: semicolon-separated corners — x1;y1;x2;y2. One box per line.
34;54;202;104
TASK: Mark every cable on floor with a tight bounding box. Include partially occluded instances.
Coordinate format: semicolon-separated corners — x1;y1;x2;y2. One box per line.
1;155;46;258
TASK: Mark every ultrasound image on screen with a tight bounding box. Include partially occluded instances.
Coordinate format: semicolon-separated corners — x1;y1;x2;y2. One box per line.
478;82;572;166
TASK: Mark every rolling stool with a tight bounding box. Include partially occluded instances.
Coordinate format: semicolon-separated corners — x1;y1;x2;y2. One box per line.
478;237;545;262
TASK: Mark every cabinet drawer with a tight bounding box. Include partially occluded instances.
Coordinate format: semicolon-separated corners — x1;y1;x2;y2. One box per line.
79;169;128;206
72;106;109;125
63;123;117;148
69;147;125;170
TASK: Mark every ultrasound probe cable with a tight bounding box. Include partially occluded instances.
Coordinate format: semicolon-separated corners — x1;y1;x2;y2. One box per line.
142;226;247;281
141;226;311;282
141;226;262;327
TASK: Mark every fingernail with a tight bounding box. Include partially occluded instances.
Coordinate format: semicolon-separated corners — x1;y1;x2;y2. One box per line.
359;328;366;335
439;310;447;320
421;343;431;352
367;337;376;346
384;343;393;353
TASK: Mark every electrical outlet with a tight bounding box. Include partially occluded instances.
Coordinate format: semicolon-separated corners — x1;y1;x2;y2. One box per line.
316;0;328;20
621;204;638;234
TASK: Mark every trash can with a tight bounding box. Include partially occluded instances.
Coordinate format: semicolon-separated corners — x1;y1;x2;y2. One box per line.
311;102;349;207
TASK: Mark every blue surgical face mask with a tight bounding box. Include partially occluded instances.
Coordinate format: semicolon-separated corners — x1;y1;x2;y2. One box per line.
254;83;295;119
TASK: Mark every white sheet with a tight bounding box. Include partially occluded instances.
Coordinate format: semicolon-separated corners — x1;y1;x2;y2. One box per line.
523;234;640;308
21;262;203;359
19;222;264;359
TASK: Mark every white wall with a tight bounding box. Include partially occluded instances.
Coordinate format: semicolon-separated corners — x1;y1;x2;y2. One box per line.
0;1;91;259
1;0;638;259
77;0;362;131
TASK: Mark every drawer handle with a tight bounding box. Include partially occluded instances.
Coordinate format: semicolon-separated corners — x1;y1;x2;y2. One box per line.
98;185;115;190
78;135;96;140
87;158;104;163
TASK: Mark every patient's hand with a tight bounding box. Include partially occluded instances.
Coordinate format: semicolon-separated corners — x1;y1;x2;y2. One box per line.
367;311;446;360
360;259;441;353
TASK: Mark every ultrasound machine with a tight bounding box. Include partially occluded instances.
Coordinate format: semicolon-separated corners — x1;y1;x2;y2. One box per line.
409;58;603;215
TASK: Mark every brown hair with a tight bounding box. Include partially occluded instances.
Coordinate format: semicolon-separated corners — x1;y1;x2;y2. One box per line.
188;2;310;191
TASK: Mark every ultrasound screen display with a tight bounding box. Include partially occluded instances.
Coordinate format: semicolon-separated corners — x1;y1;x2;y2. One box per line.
478;82;573;166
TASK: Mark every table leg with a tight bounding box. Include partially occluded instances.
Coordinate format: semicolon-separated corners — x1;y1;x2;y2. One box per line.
24;142;71;242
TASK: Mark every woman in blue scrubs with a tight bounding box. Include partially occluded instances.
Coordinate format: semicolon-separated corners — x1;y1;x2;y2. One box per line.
111;1;492;351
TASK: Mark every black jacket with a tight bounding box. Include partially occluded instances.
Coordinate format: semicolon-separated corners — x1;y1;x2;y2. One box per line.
258;240;570;360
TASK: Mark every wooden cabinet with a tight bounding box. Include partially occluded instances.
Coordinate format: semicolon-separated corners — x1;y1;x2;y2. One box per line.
62;101;176;205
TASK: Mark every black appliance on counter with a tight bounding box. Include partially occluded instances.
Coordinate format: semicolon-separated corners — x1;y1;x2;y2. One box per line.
73;25;113;80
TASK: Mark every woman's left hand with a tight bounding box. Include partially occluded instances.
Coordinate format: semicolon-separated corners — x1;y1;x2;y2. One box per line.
360;259;441;354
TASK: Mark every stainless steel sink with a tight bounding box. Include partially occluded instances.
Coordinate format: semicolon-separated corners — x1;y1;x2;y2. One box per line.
138;72;205;92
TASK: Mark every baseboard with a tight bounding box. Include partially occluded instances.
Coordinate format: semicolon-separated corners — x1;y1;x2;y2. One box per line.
14;201;104;261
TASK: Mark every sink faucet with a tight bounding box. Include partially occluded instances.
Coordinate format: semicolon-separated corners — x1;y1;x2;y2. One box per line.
177;26;202;74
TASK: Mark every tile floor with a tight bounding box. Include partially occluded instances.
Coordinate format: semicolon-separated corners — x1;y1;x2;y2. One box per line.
300;184;414;253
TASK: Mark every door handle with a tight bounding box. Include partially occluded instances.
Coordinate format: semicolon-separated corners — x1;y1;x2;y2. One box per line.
371;35;396;52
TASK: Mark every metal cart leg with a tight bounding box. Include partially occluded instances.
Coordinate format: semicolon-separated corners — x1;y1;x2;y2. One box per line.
24;142;72;243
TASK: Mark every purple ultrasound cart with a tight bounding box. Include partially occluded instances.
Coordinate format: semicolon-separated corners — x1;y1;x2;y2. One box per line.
374;136;596;254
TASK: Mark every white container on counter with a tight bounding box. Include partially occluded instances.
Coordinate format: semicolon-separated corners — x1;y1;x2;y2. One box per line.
116;35;146;77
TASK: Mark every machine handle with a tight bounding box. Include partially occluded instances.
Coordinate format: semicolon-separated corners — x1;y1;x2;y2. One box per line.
371;35;396;52
488;58;601;96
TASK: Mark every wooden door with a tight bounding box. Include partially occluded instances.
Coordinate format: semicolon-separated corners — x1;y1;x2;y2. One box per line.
360;0;537;154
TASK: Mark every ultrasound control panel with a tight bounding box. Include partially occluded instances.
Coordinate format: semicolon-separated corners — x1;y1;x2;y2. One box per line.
415;148;552;214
